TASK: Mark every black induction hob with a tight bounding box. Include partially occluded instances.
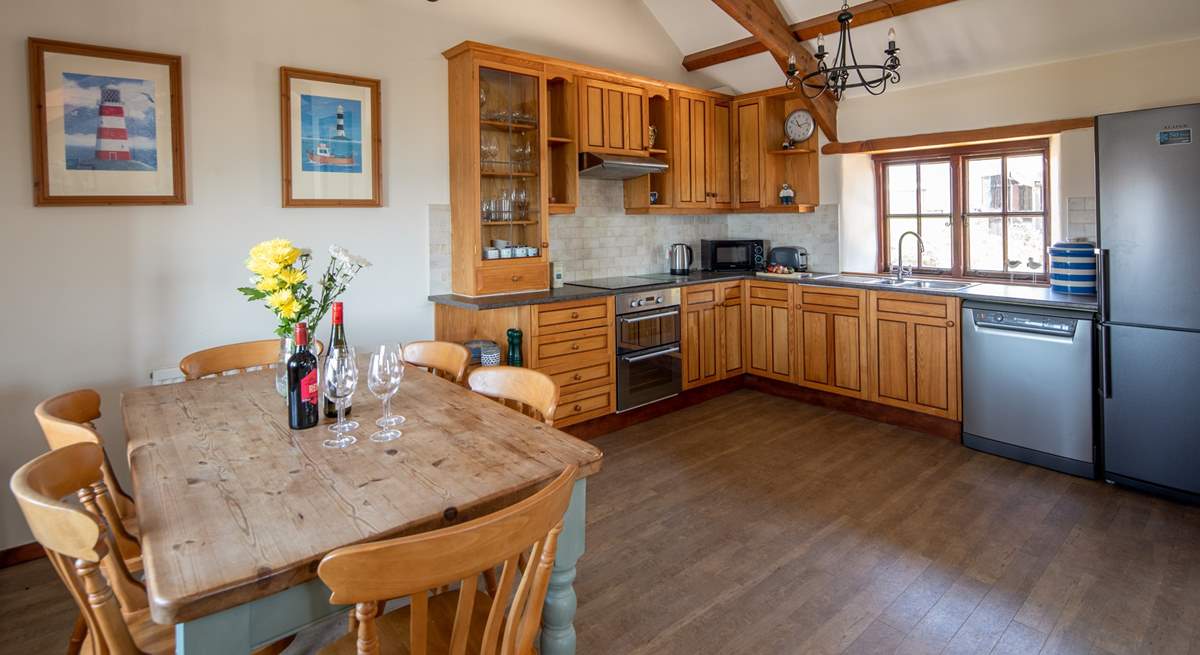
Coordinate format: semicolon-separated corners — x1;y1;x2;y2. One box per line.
569;274;690;290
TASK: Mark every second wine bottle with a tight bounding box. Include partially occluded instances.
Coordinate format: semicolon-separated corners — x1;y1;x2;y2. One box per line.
323;301;351;418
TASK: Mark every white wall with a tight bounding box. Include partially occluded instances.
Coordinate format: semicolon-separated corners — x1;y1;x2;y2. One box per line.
835;37;1200;272
0;0;695;550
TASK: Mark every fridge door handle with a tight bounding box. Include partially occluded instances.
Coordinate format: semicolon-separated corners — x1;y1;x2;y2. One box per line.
1097;323;1112;399
1094;248;1110;321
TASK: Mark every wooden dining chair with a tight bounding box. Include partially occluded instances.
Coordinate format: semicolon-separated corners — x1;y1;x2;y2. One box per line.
403;340;471;383
467;367;560;426
316;465;578;655
10;442;293;655
34;389;141;569
179;338;324;380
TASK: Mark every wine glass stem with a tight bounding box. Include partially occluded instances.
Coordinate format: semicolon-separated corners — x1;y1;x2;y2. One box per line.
383;396;391;421
337;399;346;427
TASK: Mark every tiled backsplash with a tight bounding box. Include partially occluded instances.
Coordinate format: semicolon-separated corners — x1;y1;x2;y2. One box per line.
429;179;841;293
1067;196;1097;242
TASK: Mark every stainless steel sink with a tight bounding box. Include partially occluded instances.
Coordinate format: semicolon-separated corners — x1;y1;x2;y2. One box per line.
816;275;975;292
901;280;976;291
821;275;891;285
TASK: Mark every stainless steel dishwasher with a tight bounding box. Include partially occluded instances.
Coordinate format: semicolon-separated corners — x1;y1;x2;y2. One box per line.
961;301;1096;478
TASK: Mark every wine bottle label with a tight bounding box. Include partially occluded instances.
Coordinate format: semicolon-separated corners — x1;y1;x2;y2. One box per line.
301;370;318;404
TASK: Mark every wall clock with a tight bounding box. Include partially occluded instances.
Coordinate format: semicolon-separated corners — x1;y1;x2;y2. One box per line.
784;109;815;144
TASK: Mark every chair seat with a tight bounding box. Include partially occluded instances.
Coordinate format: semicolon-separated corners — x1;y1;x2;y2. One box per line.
319;589;496;655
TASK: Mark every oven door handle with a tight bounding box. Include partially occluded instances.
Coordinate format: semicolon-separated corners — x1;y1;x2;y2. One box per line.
621;345;680;363
619;310;680;324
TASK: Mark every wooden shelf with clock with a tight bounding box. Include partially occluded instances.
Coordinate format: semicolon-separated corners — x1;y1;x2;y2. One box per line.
733;88;819;214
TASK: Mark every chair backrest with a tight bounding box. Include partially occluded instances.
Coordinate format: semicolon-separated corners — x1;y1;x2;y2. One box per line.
179;338;324;380
11;442;149;655
404;340;471;383
467;367;559;426
35;389;140;564
318;465;577;655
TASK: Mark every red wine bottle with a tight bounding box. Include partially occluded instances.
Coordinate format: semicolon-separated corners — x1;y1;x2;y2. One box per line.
323;302;350;418
287;322;319;430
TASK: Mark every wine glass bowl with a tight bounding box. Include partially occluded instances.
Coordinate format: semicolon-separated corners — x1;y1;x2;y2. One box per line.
322;346;359;449
368;345;404;443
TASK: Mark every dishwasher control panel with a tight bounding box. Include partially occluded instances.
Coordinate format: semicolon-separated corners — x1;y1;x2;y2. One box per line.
972;309;1077;336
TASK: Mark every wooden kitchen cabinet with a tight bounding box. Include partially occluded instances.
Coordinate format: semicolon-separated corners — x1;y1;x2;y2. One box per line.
673;90;714;209
683;281;746;389
867;291;961;420
718;281;745;378
578;77;648;156
732;97;765;210
529;296;617;427
746;281;793;382
795;286;869;399
712;99;733;209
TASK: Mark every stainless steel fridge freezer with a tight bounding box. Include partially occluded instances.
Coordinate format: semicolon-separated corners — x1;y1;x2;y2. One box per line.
1096;104;1200;503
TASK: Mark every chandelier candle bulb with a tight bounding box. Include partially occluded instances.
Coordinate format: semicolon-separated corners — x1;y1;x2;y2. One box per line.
888;27;897;49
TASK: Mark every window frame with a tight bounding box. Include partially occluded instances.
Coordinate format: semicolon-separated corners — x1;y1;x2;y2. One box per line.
874;138;1051;283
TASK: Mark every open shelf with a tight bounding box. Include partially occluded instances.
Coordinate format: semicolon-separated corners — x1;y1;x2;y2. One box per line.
549;203;575;215
648;148;668;155
547;136;573;144
481;170;537;177
768;148;815;155
482;219;540;225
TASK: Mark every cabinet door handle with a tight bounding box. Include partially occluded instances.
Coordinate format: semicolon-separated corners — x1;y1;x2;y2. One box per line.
570;311;579;319
946;320;955;327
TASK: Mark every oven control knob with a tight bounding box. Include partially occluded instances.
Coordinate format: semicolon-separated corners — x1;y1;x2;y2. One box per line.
655;296;664;304
629;299;639;308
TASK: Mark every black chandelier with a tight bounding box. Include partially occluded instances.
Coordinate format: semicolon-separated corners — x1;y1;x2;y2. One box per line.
785;1;901;100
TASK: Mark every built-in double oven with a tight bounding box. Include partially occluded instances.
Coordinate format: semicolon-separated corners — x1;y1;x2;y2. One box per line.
615;287;682;412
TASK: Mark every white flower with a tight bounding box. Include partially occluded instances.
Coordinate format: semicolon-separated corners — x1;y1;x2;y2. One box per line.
329;244;371;268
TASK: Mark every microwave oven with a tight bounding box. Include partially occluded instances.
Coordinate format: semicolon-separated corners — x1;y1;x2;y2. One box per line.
700;239;766;272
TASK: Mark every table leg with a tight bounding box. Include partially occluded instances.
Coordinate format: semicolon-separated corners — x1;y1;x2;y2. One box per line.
175;577;347;654
540;478;586;655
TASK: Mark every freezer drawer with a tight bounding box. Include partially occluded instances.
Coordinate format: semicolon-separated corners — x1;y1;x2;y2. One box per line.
962;303;1095;475
1102;323;1200;498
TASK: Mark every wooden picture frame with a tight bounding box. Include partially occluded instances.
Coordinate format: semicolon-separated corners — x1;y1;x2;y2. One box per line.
27;37;186;206
280;67;382;207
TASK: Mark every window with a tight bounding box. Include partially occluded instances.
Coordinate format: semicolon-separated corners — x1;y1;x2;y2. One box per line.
875;140;1050;281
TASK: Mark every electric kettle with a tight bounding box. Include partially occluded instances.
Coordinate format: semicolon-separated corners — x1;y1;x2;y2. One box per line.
669;243;693;276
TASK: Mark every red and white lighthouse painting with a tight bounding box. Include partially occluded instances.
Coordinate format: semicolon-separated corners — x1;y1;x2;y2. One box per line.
95;85;132;161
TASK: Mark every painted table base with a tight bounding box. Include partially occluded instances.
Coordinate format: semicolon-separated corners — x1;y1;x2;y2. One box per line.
175;479;587;654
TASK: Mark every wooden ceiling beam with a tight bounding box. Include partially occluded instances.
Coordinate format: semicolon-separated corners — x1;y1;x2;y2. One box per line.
820;117;1096;155
685;0;960;72
711;0;839;141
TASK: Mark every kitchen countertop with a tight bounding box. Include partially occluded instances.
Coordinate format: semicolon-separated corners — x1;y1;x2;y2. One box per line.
429;272;1098;312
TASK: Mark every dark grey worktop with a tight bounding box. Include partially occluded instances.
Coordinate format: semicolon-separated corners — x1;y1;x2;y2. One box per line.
429;272;1098;313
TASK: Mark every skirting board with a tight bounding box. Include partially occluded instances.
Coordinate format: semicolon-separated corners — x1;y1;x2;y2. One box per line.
0;542;45;569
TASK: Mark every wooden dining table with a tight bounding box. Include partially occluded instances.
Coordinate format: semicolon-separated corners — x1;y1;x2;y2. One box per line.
122;361;602;655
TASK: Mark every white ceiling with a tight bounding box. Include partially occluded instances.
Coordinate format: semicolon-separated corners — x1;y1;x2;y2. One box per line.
643;0;1200;95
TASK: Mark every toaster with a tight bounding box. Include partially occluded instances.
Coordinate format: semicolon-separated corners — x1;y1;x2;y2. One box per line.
767;246;808;271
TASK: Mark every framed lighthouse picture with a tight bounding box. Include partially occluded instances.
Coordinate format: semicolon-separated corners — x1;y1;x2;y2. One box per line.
280;67;381;207
27;38;186;206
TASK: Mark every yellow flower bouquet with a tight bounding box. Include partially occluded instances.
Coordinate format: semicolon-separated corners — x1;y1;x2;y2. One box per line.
238;238;370;337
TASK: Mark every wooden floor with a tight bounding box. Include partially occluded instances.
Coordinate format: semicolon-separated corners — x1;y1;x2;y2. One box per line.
3;390;1198;654
574;390;1200;655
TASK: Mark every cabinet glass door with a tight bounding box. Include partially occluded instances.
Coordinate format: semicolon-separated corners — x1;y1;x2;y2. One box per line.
479;67;541;263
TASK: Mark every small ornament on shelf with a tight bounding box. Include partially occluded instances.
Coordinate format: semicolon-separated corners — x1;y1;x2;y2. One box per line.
781;139;794;150
648;125;658;149
779;183;795;206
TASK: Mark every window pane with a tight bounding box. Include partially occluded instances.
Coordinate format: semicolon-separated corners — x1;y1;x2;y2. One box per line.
1006;155;1044;212
919;216;953;269
1007;215;1045;273
967;158;1003;213
919;162;951;214
888;217;918;267
968;216;1004;271
887;164;917;214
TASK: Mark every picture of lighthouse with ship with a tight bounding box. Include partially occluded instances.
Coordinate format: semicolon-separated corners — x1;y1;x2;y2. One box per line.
300;94;363;173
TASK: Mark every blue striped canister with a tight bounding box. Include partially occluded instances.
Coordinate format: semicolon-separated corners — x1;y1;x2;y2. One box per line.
1048;241;1097;294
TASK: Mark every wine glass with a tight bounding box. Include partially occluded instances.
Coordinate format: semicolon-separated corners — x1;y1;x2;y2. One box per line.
322;346;358;449
368;345;405;442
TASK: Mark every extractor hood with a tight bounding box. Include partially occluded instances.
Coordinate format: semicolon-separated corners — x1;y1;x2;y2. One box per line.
578;152;668;180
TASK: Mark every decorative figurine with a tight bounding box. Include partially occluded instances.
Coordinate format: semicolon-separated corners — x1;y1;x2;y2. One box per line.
649;191;659;205
781;139;794;150
779;183;795;205
648;125;658;149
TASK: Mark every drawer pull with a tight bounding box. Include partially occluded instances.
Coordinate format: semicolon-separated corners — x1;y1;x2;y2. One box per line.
511;275;522;282
570;343;580;350
946;320;955;327
572;373;583;381
570;311;579;319
573;404;582;412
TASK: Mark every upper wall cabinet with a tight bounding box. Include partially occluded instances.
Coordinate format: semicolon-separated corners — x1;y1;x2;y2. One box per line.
732;89;819;213
578;78;649;156
673;90;714;209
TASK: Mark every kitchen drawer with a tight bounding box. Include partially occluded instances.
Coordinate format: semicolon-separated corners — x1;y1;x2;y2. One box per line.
537;332;609;360
476;263;549;295
722;283;743;302
684;285;718;305
748;281;790;303
799;286;863;310
553;384;614;427
872;291;952;319
534;298;611;334
547;359;613;394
